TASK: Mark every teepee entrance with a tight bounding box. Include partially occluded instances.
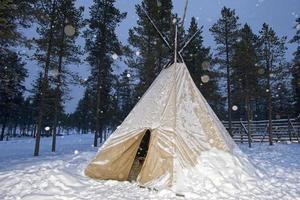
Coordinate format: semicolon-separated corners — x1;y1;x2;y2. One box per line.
128;130;151;182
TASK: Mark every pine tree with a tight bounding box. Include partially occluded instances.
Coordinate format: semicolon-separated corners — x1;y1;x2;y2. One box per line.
116;70;135;121
183;17;223;117
290;18;300;117
210;7;240;136
258;23;287;145
49;0;84;152
0;50;27;140
84;0;126;147
72;88;95;134
272;83;294;119
127;0;173;100
0;0;35;47
0;0;35;140
31;73;58;136
231;24;261;146
33;0;59;156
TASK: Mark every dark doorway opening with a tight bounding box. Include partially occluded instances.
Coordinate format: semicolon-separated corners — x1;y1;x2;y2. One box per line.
128;130;151;182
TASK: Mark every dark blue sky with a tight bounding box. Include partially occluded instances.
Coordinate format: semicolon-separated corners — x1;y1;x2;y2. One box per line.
23;0;300;113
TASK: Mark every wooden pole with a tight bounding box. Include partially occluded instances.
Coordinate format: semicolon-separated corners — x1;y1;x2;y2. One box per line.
174;24;178;63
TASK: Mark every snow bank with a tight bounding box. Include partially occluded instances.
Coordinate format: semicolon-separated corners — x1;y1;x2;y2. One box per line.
172;148;263;198
0;135;300;200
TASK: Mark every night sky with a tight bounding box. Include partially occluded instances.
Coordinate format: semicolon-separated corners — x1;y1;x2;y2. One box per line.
22;0;300;113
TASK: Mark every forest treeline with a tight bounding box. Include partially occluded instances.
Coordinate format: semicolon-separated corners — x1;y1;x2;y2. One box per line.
0;0;299;154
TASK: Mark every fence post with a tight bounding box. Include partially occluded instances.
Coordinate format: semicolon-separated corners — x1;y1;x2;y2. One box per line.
240;121;251;148
288;117;292;142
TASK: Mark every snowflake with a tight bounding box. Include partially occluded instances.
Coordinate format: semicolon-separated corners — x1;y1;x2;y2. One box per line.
126;73;131;78
296;24;300;31
135;51;140;56
201;61;210;70
258;68;265;75
44;126;50;131
172;18;177;24
112;53;118;60
201;75;210;83
156;0;162;7
232;105;238;111
74;150;79;155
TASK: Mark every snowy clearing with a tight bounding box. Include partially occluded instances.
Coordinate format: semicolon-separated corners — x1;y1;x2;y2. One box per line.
0;134;300;200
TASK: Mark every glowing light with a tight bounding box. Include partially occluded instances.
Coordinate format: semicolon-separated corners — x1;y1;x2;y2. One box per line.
135;51;140;56
126;73;131;78
74;150;79;155
44;126;50;131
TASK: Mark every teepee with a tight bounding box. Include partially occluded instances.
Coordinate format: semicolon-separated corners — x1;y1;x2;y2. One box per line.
85;0;255;190
85;61;237;188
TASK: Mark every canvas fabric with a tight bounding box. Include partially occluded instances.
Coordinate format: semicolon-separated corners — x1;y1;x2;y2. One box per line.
85;63;236;188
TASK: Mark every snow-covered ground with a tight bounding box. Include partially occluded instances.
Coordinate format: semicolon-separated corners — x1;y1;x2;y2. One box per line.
0;134;300;200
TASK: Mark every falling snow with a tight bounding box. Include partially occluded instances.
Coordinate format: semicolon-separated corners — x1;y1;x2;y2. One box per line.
232;105;238;111
64;25;76;36
112;53;118;60
201;75;210;83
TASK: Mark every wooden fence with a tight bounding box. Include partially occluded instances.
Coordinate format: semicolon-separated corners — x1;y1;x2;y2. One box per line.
222;118;300;146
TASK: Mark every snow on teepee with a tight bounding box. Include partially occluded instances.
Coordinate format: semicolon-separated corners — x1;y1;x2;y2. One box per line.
85;0;261;192
85;62;261;190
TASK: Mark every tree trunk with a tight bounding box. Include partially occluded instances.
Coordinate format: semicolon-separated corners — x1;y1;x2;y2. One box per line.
13;123;17;137
34;0;57;156
0;115;8;141
52;15;66;152
267;57;273;145
267;88;273;145
95;80;101;147
245;94;252;148
225;33;232;136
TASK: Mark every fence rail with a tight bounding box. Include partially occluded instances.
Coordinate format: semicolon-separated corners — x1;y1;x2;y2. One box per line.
222;118;300;145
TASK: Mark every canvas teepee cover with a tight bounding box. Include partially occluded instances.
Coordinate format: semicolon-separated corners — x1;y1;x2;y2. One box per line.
85;62;236;188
